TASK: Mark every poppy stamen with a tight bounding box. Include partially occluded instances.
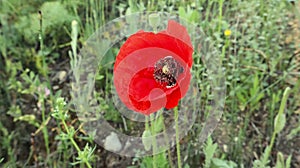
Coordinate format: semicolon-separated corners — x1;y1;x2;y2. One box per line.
154;56;184;88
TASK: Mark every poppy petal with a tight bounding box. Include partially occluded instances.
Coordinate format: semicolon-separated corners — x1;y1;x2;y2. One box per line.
128;68;167;114
113;20;193;115
160;20;193;50
114;22;193;69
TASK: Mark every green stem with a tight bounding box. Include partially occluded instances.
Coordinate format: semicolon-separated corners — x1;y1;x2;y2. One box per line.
41;99;50;156
150;114;158;168
174;106;182;168
161;115;174;168
38;12;52;158
218;0;224;33
38;11;47;77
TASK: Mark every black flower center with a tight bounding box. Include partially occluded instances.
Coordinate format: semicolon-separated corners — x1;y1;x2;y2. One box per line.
153;56;184;88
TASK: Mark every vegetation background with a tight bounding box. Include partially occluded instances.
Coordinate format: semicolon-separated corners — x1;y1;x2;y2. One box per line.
0;0;299;167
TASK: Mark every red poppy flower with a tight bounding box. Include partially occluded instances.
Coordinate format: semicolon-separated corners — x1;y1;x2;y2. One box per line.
113;20;193;115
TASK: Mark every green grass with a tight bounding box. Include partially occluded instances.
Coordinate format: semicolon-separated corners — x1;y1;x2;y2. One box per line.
0;0;299;167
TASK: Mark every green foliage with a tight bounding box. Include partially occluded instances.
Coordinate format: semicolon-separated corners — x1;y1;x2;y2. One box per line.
52;97;94;168
178;6;199;24
274;87;290;134
0;0;299;167
126;0;145;14
287;123;300;140
140;152;169;168
13;114;39;128
153;114;164;133
203;136;238;168
253;87;291;168
0;122;16;167
15;1;74;43
274;152;292;168
203;136;218;168
71;144;96;166
211;158;238;168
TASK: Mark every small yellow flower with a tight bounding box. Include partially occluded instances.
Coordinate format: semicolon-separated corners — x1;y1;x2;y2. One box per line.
224;29;231;37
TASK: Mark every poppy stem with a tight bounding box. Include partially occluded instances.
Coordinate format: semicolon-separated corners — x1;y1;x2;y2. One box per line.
150;114;158;168
174;106;182;168
161;113;175;168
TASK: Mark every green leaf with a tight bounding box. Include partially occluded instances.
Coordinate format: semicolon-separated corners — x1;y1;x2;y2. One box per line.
287;124;300;140
211;158;237;168
236;91;246;104
14;114;39;127
204;136;217;168
55;132;69;141
153;115;164;133
261;145;271;166
189;10;199;23
155;152;168;167
275;152;284;168
178;7;187;19
100;48;116;67
286;155;292;168
184;164;190;168
274;87;291;134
